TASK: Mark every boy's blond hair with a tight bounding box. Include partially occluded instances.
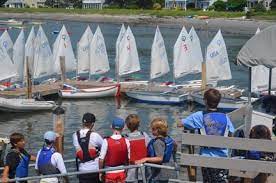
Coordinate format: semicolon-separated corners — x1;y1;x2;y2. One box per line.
126;114;140;132
150;118;168;137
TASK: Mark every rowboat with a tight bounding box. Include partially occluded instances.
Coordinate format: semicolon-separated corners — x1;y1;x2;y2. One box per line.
0;97;56;112
125;90;188;105
59;84;120;99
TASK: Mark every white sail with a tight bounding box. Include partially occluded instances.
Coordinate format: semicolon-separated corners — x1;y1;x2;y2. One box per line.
24;26;36;78
33;25;55;79
251;28;269;92
256;27;261;34
173;26;193;79
53;25;76;74
251;65;269;92
150;26;170;80
0;46;17;81
118;26;140;76
77;26;93;74
0;30;13;60
189;26;203;73
206;30;232;83
12;29;25;82
272;69;276;89
115;24;126;64
89;26;109;75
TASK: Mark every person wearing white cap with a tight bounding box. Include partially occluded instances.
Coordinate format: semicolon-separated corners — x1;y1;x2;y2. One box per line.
35;131;68;183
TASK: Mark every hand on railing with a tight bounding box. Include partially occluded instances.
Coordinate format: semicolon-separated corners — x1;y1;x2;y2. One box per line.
1;177;8;183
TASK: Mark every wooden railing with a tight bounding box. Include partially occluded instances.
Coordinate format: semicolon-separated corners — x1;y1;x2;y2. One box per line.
179;133;276;182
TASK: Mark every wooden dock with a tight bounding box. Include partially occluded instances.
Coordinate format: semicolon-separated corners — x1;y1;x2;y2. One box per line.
0;82;62;98
0;79;200;99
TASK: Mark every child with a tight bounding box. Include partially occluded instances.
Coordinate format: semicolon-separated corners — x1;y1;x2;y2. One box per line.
247;125;274;183
35;131;68;183
1;133;36;183
73;113;103;183
99;117;130;183
178;88;235;183
135;118;177;183
125;114;151;183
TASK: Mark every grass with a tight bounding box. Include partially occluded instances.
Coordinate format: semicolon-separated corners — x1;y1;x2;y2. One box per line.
0;7;275;20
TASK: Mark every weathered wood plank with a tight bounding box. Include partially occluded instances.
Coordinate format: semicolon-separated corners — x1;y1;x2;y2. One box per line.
182;133;276;152
180;154;276;174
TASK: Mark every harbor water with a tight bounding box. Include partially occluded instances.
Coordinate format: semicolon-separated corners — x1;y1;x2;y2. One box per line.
0;20;252;161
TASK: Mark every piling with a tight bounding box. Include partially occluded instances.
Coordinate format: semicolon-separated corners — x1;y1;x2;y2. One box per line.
59;56;66;83
53;107;65;155
26;56;32;99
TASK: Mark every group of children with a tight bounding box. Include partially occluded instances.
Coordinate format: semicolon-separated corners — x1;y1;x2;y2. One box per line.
1;88;274;183
1;112;177;183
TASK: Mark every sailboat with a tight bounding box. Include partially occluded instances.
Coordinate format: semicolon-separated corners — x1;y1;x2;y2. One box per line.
24;26;36;79
125;26;188;104
0;43;56;112
52;25;76;75
12;29;25;83
33;25;56;79
0;30;13;60
251;28;276;96
60;26;120;99
76;26;93;75
191;30;253;110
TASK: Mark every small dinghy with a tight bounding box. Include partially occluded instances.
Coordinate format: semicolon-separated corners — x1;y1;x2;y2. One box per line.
0;97;56;112
59;84;120;99
126;90;188;105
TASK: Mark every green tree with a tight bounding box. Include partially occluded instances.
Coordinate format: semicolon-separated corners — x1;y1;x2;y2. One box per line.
213;0;227;11
0;0;8;7
227;0;247;11
152;0;164;7
255;1;266;11
271;0;276;10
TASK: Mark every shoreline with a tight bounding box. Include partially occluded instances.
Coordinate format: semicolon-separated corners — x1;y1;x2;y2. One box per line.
0;12;275;34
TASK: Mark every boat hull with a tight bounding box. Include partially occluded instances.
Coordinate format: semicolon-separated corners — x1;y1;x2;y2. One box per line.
125;91;188;105
0;98;56;112
60;85;120;99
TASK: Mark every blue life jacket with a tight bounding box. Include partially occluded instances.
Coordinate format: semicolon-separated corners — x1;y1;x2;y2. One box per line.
15;152;30;178
201;112;228;136
247;150;261;160
147;136;175;163
37;146;60;175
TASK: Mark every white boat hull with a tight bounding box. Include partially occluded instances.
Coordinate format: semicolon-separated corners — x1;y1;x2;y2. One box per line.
60;85;120;99
125;91;188;105
191;92;253;111
0;98;56;112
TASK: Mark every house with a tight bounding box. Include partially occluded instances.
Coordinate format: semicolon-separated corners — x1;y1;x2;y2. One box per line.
82;0;105;9
5;0;26;8
247;0;272;10
165;0;224;9
4;0;46;8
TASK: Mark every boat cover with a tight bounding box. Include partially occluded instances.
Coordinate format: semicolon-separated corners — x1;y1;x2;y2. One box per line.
236;25;276;68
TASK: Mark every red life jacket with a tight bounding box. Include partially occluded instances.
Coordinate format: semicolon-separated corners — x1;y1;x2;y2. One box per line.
126;132;147;164
76;130;98;163
105;137;128;167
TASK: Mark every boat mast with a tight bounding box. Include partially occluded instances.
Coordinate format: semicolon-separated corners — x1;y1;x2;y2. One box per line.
201;20;208;92
268;68;272;95
26;56;32;99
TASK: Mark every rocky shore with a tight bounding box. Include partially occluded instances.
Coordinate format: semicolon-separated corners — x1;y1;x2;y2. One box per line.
0;12;275;34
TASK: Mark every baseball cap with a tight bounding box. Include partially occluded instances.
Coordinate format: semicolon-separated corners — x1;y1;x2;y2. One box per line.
44;131;57;142
112;117;125;130
82;113;96;123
